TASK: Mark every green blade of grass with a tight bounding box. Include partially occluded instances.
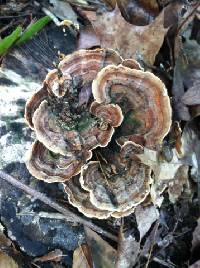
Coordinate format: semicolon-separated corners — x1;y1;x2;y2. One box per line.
16;16;51;46
0;26;22;56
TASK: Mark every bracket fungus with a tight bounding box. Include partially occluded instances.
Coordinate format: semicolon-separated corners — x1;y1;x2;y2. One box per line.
92;64;172;148
32;99;122;155
25;48;123;181
64;176;137;219
25;48;172;219
80;142;151;214
25;86;48;129
64;142;151;218
64;176;112;219
26;140;92;183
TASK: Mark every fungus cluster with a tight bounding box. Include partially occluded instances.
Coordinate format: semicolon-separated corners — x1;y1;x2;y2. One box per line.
25;48;172;218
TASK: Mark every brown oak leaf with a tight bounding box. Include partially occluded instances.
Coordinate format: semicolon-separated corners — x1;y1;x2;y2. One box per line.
87;5;168;64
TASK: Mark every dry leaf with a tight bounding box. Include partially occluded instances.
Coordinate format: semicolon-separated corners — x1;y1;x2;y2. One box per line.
73;244;93;268
168;165;189;203
190;260;200;268
169;122;183;157
172;4;200;120
0;224;20;268
87;6;168;64
102;0;116;9
135;147;187;205
83;0;159;24
0;224;12;248
164;1;185;28
136;147;182;182
196;5;200;20
191;218;200;268
181;117;200;182
34;249;63;263
173;39;200;120
140;220;160;257
52;264;66;268
181;82;200;106
192;218;200;251
49;0;79;26
77;25;100;49
173;64;191;121
117;0;159;26
135;204;159;239
84;227;116;268
116;225;140;268
0;252;18;268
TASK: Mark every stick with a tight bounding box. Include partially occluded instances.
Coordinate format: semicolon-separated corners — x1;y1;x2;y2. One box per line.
177;2;200;35
0;170;117;241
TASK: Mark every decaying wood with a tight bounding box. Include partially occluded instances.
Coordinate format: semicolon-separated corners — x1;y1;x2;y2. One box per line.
0;170;117;241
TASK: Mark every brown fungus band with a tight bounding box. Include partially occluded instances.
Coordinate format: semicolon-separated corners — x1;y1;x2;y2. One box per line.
27;140;92;183
64;172;137;219
92;64;172;149
64;176;112;219
25;86;48;129
79;142;151;215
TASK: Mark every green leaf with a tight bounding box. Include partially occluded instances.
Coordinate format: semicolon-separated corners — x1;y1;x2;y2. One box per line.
0;26;22;55
16;16;51;45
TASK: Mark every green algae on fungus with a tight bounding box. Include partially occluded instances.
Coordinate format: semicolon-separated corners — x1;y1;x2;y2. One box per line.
116;110;142;137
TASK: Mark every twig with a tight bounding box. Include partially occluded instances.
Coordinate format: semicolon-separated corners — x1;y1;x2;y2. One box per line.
0;20;14;34
0;170;117;241
152;257;176;268
176;2;200;35
17;211;77;222
145;220;159;268
0;14;32;19
41;7;60;26
34;0;96;12
166;37;174;68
